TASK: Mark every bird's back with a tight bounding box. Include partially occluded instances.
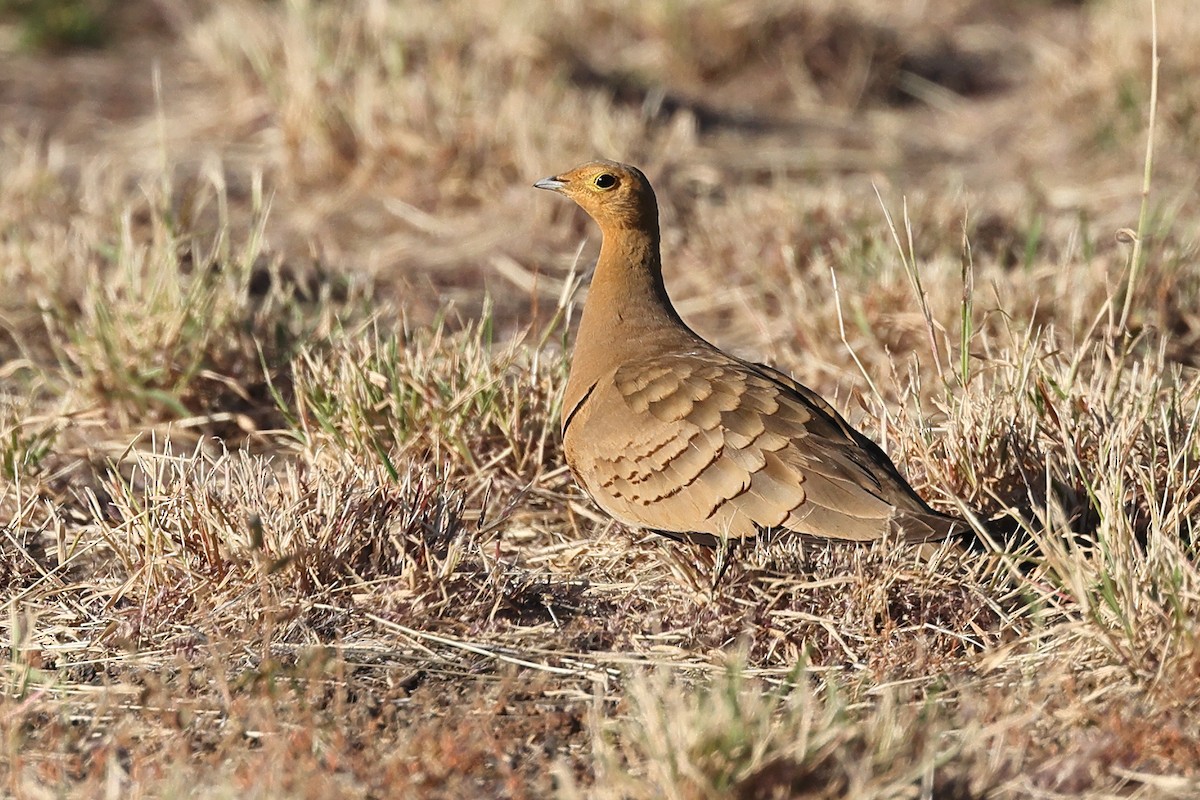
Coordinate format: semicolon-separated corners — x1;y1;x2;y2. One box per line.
563;340;962;545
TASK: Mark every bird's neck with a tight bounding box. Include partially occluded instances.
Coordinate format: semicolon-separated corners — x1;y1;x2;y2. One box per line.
581;226;691;344
565;225;696;415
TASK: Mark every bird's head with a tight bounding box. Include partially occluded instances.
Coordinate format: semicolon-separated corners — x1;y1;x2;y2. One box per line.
534;160;658;233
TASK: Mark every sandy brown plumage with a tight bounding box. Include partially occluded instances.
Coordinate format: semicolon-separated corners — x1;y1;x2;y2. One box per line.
536;160;963;546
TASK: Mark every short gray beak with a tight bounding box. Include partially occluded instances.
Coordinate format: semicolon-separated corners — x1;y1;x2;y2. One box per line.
533;176;566;192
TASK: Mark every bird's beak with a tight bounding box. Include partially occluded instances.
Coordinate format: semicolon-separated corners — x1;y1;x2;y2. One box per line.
533;176;566;193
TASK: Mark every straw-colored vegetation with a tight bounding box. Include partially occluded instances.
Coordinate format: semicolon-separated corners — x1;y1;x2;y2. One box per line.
2;0;1199;797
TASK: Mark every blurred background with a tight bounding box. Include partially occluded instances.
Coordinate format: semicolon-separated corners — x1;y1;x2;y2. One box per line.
2;0;1195;342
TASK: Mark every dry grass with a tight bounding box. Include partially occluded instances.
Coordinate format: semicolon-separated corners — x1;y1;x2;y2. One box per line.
2;0;1200;797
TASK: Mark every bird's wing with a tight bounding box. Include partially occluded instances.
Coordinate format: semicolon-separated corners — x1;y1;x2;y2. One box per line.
565;351;959;543
741;360;939;508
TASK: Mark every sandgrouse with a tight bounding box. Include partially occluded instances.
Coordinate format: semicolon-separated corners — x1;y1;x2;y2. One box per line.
535;160;963;547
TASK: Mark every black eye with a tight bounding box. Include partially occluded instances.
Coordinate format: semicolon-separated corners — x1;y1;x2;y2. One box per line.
593;173;617;189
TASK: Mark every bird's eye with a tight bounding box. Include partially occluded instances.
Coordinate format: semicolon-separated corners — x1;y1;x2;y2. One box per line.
593;173;617;190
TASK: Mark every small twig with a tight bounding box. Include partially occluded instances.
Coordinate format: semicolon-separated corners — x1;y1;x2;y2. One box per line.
366;614;587;677
1117;0;1160;333
829;265;889;422
875;186;946;384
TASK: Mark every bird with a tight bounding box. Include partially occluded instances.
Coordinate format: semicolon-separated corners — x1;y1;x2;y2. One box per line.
534;160;964;549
